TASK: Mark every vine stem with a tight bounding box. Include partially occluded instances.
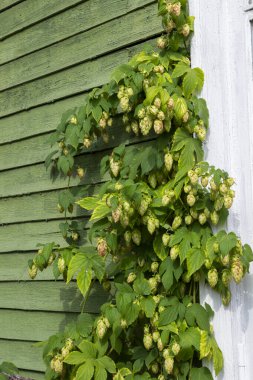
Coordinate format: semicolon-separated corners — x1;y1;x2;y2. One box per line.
193;281;196;304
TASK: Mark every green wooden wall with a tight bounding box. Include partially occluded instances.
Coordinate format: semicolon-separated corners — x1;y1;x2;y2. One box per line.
0;1;162;378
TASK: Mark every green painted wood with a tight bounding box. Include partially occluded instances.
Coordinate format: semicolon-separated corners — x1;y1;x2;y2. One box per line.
0;125;152;185
0;0;85;40
19;370;44;380
0;40;151;118
0;3;160;91
0;188;91;224
0;309;78;341
0;94;85;145
0;152;104;197
0;281;107;312
0;117;134;171
0;0;154;65
0;220;83;253
0;339;44;371
0;219;89;253
0;0;23;12
0;252;56;280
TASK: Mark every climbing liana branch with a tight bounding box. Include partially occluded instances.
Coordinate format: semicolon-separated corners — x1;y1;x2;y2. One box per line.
24;1;253;379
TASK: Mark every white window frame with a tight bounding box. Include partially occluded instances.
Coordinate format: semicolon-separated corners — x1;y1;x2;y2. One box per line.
190;1;253;379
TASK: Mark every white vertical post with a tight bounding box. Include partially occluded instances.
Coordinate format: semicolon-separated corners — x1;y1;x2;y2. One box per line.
189;0;253;379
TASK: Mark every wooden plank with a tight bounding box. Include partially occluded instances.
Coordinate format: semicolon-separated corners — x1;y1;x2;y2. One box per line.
19;371;44;380
0;152;105;197
0;281;107;312
0;0;23;12
0;0;85;40
0;118;134;171
0;93;85;145
0;219;89;254
0;188;90;224
0;0;154;65
0;219;89;253
0;252;56;280
0;339;44;371
0;3;160;91
0;38;156;144
0;47;127;117
0;39;153;118
0;309;78;341
20;371;44;380
0;115;152;171
0;134;49;170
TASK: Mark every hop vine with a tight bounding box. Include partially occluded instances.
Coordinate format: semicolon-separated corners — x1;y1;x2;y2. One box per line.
26;1;253;380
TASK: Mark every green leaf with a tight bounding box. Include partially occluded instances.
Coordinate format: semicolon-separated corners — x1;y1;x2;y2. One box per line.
91;204;111;221
153;234;167;261
65;124;80;149
77;313;95;337
111;64;134;83
200;331;211;359
193;98;209;126
79;340;97;358
172;129;203;173
183;68;204;98
45;149;58;169
64;351;86;365
159;257;174;291
77;267;93;296
97;356;116;373
180;327;200;351
95;365;107;380
144;86;160;105
77;197;99;210
141;297;156;318
169;227;200;264
211;337;224;375
187;248;206;276
92;105;102;123
158;303;179;326
185;304;210;330
57;154;74;175
59;189;75;210
76;360;95;380
133;276;151;296
172;61;191;78
67;250;92;283
189;367;213;380
218;232;237;256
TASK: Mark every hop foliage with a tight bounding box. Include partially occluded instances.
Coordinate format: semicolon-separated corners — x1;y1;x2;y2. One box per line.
27;1;253;380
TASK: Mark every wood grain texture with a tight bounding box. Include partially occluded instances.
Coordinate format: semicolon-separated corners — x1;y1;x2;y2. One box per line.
0;38;156;118
0;339;44;371
0;153;104;197
0;217;89;253
0;0;155;65
0;218;89;254
0;252;56;280
0;94;85;145
19;370;44;380
0;117;140;171
190;0;253;379
0;0;85;40
0;281;107;312
0;188;88;224
0;309;78;341
0;0;23;12
0;3;160;90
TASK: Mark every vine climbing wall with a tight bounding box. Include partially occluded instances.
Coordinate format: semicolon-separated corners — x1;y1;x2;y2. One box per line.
0;1;162;378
